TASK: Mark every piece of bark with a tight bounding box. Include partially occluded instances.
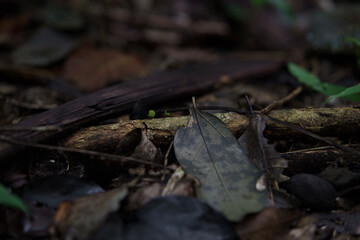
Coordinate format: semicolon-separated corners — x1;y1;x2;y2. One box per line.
64;107;360;152
281;146;356;175
0;60;280;161
264;107;360;139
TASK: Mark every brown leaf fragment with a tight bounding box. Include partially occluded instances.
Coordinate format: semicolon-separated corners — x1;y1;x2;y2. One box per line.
50;187;127;240
239;115;288;183
115;128;163;163
283;216;318;240
127;183;163;211
162;167;195;197
63;48;148;92
336;185;360;210
236;207;303;240
130;129;162;163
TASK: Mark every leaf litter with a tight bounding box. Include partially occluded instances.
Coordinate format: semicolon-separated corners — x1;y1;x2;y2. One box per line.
3;1;360;239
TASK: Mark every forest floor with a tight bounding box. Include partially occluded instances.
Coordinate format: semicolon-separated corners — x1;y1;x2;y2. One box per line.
0;0;360;239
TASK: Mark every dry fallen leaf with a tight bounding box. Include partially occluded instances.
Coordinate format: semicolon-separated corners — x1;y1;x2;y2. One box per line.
174;108;268;221
63;47;148;92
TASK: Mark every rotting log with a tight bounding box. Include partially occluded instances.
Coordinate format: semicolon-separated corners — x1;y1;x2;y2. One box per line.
0;60;280;161
63;107;360;173
64;112;248;151
281;146;357;175
64;107;360;151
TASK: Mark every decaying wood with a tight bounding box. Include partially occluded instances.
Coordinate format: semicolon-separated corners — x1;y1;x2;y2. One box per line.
63;107;360;173
0;60;280;161
281;145;360;175
64;107;360;152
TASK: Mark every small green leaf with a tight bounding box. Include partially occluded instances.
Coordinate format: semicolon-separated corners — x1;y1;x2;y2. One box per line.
164;110;170;116
346;37;360;48
288;62;323;92
0;183;29;214
288;62;360;102
326;83;360;103
148;110;156;118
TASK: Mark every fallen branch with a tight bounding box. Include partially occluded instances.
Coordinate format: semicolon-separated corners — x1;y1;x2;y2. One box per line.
64;107;360;152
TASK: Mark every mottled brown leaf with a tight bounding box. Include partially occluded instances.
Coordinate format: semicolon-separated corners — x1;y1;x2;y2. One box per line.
239;115;288;183
51;187;128;240
174;108;268;221
115;128;162;163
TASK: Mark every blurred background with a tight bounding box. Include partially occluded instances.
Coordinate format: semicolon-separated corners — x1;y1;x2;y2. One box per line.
0;0;360;124
1;3;360;239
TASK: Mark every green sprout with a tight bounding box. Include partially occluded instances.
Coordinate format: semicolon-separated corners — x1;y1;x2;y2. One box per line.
0;183;29;214
148;110;156;118
288;62;360;103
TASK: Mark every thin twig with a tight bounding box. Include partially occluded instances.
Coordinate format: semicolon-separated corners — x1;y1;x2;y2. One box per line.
162;141;174;181
0;135;169;170
245;95;255;118
261;86;303;115
155;106;251;115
